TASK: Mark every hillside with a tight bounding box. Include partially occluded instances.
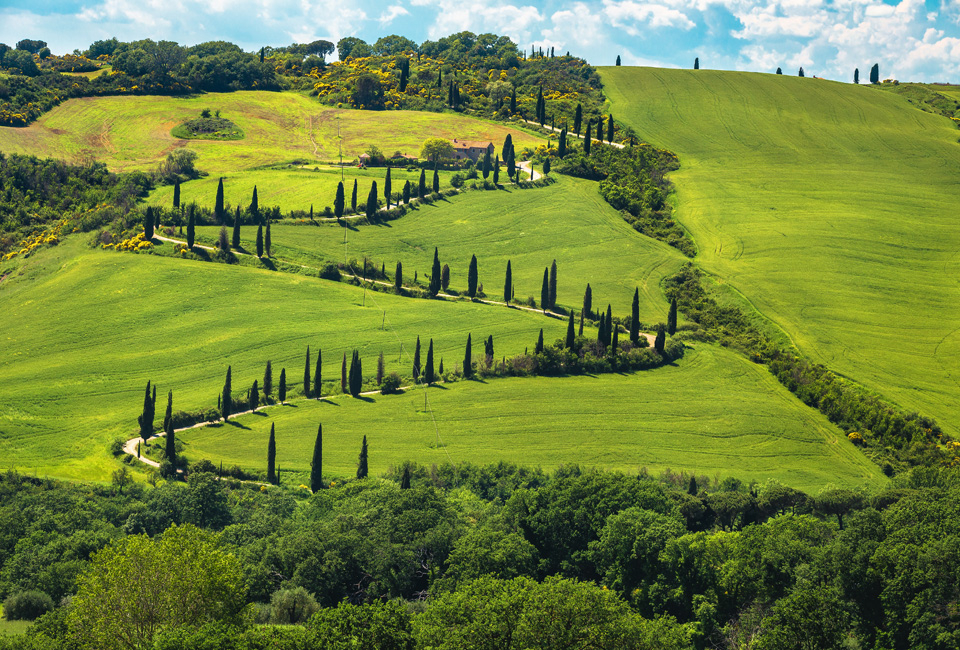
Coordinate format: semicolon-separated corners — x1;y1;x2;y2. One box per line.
601;67;960;435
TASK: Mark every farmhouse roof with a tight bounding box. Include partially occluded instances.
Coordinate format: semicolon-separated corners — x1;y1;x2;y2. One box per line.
451;139;493;150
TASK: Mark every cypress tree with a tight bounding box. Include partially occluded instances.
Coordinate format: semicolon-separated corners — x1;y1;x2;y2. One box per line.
485;335;494;367
384;167;392;209
232;207;241;248
162;389;173;433
278;368;286;403
403;180;410;204
605;304;613;346
688;475;698;495
583;120;592;155
447;80;454;106
630;288;640;343
429;247;441;296
310;424;323;491
341;353;347;393
256;224;263;258
267;423;276;484
543;158;551;176
250;185;259;219
413;336;422;382
356;435;368;479
574;104;582;136
798;67;805;77
351;179;358;212
504;260;512;303
549;260;557;309
510;87;517;113
138;381;153;440
565;310;575;348
222;366;232;421
395;261;403;291
304;346;311;398
583;283;593;318
668;297;678;335
616;55;621;66
579;310;584;337
535;328;544;354
493;155;500;184
143;207;154;241
314;348;322;398
164;404;176;465
655;324;666;354
432;167;440;193
441;264;450;292
611;325;619;355
463;333;473;378
854;68;859;84
173;179;180;209
870;63;879;84
507;148;516;180
349;350;362;396
776;67;782;75
425;339;435;384
558;128;567;157
540;268;550;312
694;57;699;70
598;312;606;347
214;177;224;224
366;181;378;220
186;207;195;249
259;47;264;63
377;352;384;385
439;358;444;375
334;181;345;220
482;149;492;179
400;466;411;489
468;254;479;298
502;134;513;164
266;219;272;256
263;361;273;398
418;169;426;197
249;379;259;412
607;114;614;143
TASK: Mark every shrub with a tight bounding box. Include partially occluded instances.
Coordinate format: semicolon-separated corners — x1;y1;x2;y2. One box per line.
3;590;54;620
191;459;217;474
450;173;464;188
318;263;341;281
108;439;124;456
381;372;403;395
270;587;318;624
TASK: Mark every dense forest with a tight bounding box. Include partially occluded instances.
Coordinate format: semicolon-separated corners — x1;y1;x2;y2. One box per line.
0;464;957;649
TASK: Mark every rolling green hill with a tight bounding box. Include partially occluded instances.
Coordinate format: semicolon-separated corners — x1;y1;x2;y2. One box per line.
600;67;960;435
181;345;884;492
0;91;542;175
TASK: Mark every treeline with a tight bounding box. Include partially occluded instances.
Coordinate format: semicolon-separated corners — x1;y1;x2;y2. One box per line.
665;264;959;471
1;464;959;649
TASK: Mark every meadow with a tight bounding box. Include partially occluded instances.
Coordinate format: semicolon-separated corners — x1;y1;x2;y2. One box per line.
601;67;960;435
0;91;543;175
0;238;567;480
180;345;884;492
193;175;687;320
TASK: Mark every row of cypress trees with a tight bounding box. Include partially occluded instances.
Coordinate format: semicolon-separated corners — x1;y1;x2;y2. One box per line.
265;421;368;491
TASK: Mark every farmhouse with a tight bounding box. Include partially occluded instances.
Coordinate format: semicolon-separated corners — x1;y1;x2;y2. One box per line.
451;139;494;161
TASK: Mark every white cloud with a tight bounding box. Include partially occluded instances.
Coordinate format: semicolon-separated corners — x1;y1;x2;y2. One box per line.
379;4;410;25
603;1;697;32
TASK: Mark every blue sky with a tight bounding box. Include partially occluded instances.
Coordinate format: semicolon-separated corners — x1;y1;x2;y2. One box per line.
2;0;960;83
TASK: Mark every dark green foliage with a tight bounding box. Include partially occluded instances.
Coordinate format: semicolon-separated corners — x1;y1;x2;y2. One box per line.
583;120;591;156
341;353;347;393
583;283;592;318
579;310;584;337
558;128;567;157
777;67;783;74
402;180;410;204
605;305;613;345
267;423;276;484
574;104;582;136
688;476;698;495
255;224;263;257
611;326;619;354
248;380;259;412
264;220;271;256
493;155;500;184
413;336;422;382
356;435;368;478
429;247;442;296
425;339;435;384
2;590;53;621
186;207;196;248
463;333;473;378
400;466;411;489
468;254;479;298
543;158;551;175
366;181;378;220
395;260;403;291
566;310;575;348
597;312;606;347
214;178;224;224
384;167;392;208
250;185;258;218
694;57;699;70
173;179;180;209
231;207;241;248
263;361;272;398
482;149;492;179
313;349;322;399
162;390;173;434
799;67;805;77
278;368;286;403
334;181;345;220
143;207;155;240
630;288;640;343
303;346;311;398
870;63;879;84
418;169;426;198
854;68;859;84
310;424;323;491
654;324;665;354
484;335;494;367
165;396;176;465
616;55;621;66
607;113;614;143
351;179;358;212
432;167;440;194
549;260;557;309
504;260;512;303
349;350;362;397
540;268;550;312
667;297;678;335
377;352;385;385
222;366;232;421
441;264;450;292
138;381;155;440
535;328;544;354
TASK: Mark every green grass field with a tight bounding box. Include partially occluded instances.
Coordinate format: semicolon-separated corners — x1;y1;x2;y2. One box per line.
181;345;884;492
194;175;686;319
0;92;542;175
0;238;567;480
147;165;457;214
600;67;960;435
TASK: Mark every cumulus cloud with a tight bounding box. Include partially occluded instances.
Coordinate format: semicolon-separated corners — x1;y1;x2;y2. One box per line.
603;1;697;32
379;4;410;25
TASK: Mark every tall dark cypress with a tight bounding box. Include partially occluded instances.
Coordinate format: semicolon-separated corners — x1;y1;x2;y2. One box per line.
493;156;500;184
232;207;241;248
441;264;450;292
395;261;403;291
549;260;557;309
574;104;582;135
655;324;666;354
853;68;859;84
349;350;362;397
314;348;322;398
164;402;176;465
583;120;592;155
399;64;408;92
403;180;411;204
256;224;264;258
535;328;544;354
583;283;593;318
540;268;550;312
310;424;323;491
463;334;473;378
605;305;613;346
222;366;232;421
341;353;347;393
400;466;411;489
162;389;173;433
351;179;358;212
214;177;224;224
565;310;575;348
468;254;479;298
278;368;286;403
630;288;640;343
418;169;426;198
668;297;678;335
173;179;180;209
303;346;311;398
558;128;567;157
432;167;440;193
250;185;259;219
598;312;606;347
504;260;512;303
366;181;378;220
579;310;584;337
264;219;271;256
870;63;879;84
249;379;259;412
334;181;345;220
502;134;513;163
413;336;422;382
138;381;153;440
611;326;619;354
607;114;614;143
263;361;273;398
694;57;699;70
384;167;392;209
482;149;492;179
429;247;441;296
377;352;384;385
267;423;276;484
616;55;621;66
356;435;368;479
425;339;435;384
485;335;494;367
186;207;195;249
143;207;154;241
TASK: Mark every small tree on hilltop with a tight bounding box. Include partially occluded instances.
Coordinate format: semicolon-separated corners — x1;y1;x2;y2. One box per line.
854;68;859;84
776;67;782;75
310;424;323;491
694;57;699;70
468;254;479;298
870;63;879;84
616;55;621;66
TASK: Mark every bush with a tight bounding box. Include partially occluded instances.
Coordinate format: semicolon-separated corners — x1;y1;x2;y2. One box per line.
450;173;464;188
381;372;403;395
3;590;54;621
108;439;124;456
270;587;318;624
318;263;341;281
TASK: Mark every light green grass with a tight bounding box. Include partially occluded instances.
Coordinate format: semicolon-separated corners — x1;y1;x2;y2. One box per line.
196;175;687;319
0;238;566;481
181;345;884;492
0;92;543;175
601;67;960;435
147;165;457;214
0;619;31;636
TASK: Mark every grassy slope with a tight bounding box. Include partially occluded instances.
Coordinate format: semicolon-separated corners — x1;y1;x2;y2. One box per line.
196;175;687;319
0;238;567;480
182;345;883;492
0;91;542;175
601;67;960;434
